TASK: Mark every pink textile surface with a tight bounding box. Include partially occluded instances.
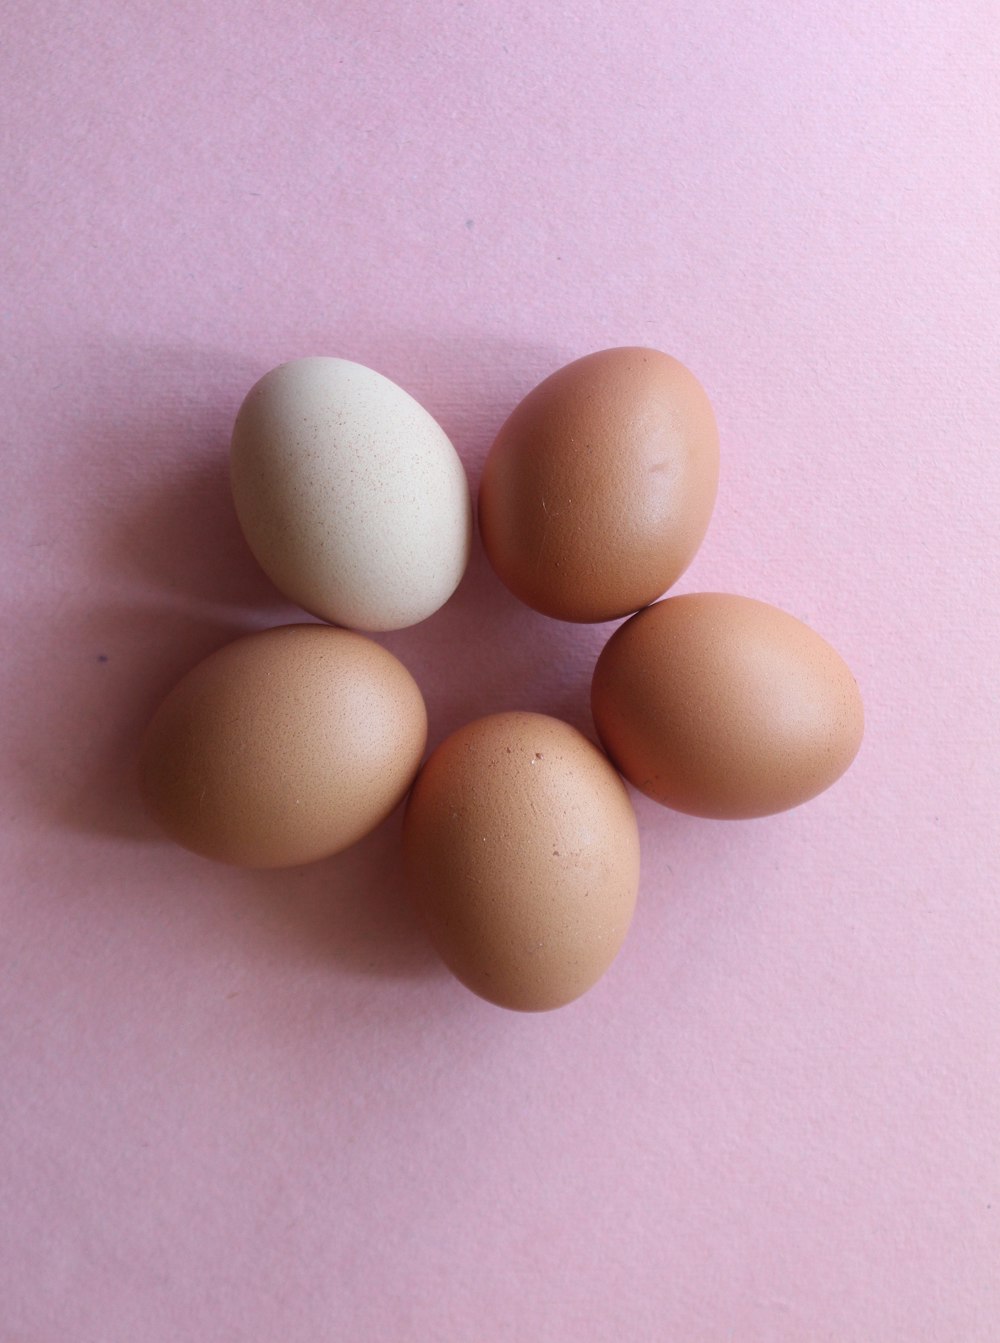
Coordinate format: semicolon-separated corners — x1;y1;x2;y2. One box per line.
2;2;998;1339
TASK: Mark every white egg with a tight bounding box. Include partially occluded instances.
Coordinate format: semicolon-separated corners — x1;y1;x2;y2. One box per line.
231;357;472;631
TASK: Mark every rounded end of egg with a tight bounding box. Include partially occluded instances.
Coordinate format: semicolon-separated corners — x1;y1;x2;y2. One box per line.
478;346;719;623
591;593;864;819
230;357;473;632
402;711;641;1011
139;623;428;867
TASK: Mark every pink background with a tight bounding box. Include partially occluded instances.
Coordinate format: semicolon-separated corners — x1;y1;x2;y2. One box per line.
3;2;998;1338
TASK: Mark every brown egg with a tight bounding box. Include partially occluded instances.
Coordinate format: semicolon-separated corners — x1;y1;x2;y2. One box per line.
591;594;864;819
403;712;640;1011
139;624;427;867
478;347;719;622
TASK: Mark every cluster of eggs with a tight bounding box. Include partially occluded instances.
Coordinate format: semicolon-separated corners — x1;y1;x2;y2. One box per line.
140;349;864;1012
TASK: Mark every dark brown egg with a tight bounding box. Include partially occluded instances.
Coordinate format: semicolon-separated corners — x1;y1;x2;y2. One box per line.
591;594;864;818
402;712;640;1011
478;347;719;622
139;624;427;867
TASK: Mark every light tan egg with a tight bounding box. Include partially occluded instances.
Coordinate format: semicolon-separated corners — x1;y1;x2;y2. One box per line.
479;347;719;622
403;712;640;1011
139;624;426;867
592;593;864;818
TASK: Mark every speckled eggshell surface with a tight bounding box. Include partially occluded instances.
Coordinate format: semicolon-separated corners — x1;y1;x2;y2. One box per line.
591;593;864;819
231;357;473;631
403;711;641;1012
478;347;719;622
139;623;427;867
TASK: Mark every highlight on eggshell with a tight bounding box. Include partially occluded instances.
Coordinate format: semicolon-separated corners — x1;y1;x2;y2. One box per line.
402;711;641;1012
478;346;719;623
230;356;473;632
591;593;864;819
139;624;427;868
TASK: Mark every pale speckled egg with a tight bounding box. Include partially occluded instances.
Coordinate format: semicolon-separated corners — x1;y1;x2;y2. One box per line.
479;347;719;622
591;593;864;819
139;624;427;867
231;358;472;631
402;712;640;1012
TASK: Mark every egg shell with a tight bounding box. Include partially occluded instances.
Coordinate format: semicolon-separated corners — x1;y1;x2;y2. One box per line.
478;347;719;623
591;593;864;819
139;624;427;867
403;712;640;1012
231;357;472;631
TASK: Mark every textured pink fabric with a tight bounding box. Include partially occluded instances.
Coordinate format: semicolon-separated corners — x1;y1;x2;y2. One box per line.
3;3;998;1338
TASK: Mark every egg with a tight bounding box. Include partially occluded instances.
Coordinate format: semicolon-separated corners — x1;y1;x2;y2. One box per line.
139;624;427;867
591;593;864;819
402;712;640;1011
478;347;719;622
231;357;472;631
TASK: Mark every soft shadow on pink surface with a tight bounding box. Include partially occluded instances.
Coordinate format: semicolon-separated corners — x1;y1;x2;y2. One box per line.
381;545;617;750
22;343;284;837
223;813;447;982
42;606;248;843
113;454;283;610
82;341;284;610
22;596;444;982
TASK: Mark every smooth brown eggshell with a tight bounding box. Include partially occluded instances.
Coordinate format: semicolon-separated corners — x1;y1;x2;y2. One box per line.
478;347;719;622
591;594;864;819
139;624;427;867
403;712;640;1012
